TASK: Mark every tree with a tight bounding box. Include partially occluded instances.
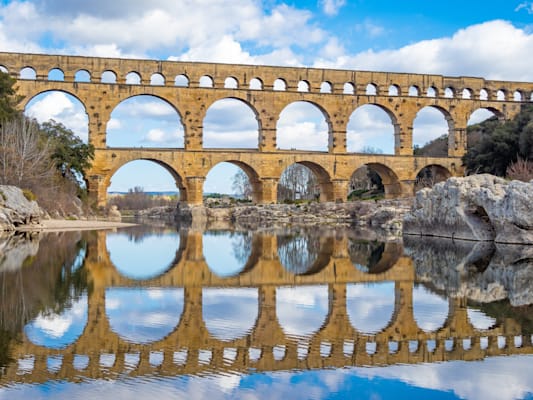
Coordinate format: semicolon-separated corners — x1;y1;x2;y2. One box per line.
0;71;22;121
278;164;318;202
40;120;94;182
231;169;252;199
463;105;533;176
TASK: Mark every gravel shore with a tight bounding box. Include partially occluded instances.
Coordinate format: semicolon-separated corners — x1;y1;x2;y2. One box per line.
17;219;136;232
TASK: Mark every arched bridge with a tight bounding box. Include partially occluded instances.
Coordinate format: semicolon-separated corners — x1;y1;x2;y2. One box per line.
0;51;530;206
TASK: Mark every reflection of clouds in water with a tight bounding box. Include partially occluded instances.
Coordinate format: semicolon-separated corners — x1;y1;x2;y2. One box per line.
467;308;497;329
25;294;88;348
203;288;258;341
203;233;251;277
106;288;183;344
5;355;533;399
413;285;448;332
276;285;329;337
346;283;394;334
106;232;180;279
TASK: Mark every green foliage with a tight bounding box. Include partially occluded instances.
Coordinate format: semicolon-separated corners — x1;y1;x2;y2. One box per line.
40;120;95;181
0;190;5;201
463;105;533;176
0;71;22;121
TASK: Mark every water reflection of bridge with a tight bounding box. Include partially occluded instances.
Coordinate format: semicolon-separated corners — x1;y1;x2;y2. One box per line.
1;230;531;385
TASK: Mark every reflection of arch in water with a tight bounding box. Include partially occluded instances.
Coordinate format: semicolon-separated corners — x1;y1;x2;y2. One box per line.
106;287;184;344
202;231;260;277
346;282;395;334
348;239;401;274
202;287;259;341
277;233;334;275
24;293;88;349
412;284;449;332
276;285;329;337
106;228;188;280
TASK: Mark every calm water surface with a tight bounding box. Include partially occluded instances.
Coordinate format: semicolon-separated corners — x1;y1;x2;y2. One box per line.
0;224;532;400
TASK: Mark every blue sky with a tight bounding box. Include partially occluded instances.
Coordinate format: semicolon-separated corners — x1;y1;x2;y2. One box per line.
2;0;533;192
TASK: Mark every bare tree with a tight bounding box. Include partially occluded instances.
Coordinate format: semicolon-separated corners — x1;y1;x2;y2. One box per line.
231;169;252;199
506;157;533;182
278;164;318;202
0;116;53;187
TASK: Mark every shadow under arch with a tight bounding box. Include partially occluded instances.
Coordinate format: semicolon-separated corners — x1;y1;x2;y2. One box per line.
277;233;334;275
354;162;402;198
104;158;188;202
105;94;185;148
414;164;452;191
348;239;402;274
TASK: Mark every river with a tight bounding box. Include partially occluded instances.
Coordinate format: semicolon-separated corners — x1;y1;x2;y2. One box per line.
0;223;532;400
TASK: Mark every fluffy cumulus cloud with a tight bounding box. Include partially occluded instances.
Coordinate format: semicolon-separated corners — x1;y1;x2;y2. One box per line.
316;20;533;82
320;0;346;16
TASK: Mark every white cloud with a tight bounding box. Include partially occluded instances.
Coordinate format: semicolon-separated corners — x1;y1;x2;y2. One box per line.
355;19;386;38
515;1;533;13
315;20;533;82
320;0;346;16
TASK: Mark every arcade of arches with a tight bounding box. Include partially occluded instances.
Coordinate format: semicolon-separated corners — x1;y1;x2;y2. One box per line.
1;51;531;206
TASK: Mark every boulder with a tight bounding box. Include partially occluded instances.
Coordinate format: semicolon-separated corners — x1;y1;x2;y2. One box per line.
403;174;533;244
107;205;122;221
0;185;42;231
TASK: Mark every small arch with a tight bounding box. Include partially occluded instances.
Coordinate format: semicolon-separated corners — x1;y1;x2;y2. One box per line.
273;78;287;91
174;74;189;87
101;70;117;84
388;85;399;96
462;88;472;99
320;81;332;93
74;69;91;83
199;75;214;88
415;165;451;191
48;68;64;81
343;82;355;94
249;77;263;90
513;90;523;101
426;86;437;97
224;76;238;89
365;83;377;95
497;89;506;101
408;85;419;96
444;87;454;98
126;71;141;85
20;66;36;80
150;73;165;86
0;65;8;73
479;89;489;100
297;80;310;92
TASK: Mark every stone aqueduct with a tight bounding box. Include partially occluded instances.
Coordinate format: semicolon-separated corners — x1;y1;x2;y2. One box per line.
1;230;531;384
1;51;532;205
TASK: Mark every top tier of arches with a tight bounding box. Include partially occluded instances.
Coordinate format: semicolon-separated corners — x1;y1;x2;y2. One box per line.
2;52;533;102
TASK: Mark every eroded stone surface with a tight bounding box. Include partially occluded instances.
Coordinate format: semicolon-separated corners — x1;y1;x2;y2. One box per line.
0;186;42;232
403;174;533;244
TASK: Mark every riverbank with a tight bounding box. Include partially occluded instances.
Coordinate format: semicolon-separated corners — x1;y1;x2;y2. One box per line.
16;219;137;232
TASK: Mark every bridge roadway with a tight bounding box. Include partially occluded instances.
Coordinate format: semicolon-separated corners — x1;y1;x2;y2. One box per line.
1;52;531;205
1;230;531;385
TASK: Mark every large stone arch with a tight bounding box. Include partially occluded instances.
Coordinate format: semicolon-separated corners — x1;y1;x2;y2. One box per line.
351;162;402;198
103;158;187;201
202;96;261;149
276;100;332;151
106;94;185;148
203;160;262;203
414;164;452;191
413;104;455;156
20;88;88;113
278;160;334;202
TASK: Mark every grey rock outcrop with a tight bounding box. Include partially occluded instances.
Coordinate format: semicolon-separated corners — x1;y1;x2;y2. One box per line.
107;205;122;221
0;185;42;232
403;174;533;244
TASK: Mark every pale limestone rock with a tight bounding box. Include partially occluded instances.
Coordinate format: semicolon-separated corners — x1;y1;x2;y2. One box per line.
403;174;533;244
0;185;42;231
107;204;122;221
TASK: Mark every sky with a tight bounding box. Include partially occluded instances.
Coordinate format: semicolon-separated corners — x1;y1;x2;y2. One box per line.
2;0;533;193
